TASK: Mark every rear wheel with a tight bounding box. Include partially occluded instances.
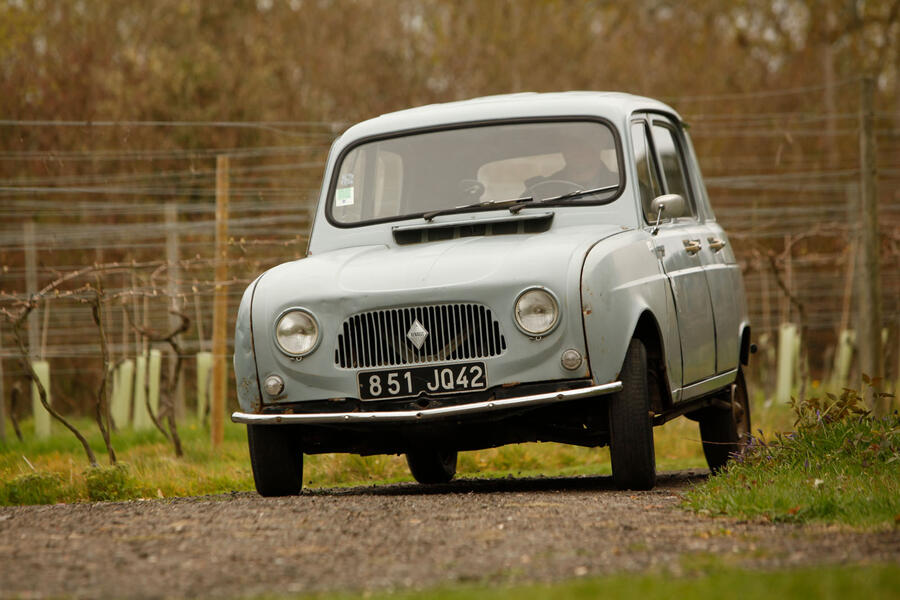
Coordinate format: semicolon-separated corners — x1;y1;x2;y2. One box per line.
406;449;458;484
699;369;751;473
247;424;303;496
608;338;657;490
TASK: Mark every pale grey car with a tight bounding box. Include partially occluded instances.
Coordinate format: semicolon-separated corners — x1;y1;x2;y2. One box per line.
232;92;752;495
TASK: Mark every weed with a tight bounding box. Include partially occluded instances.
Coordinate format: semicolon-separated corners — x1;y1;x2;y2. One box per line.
84;464;138;502
0;472;67;505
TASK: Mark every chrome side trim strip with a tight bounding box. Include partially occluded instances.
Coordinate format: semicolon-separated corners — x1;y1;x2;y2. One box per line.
231;381;622;425
678;368;737;402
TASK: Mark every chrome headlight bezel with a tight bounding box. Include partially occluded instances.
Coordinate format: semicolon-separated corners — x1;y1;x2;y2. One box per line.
274;308;320;357
513;286;560;337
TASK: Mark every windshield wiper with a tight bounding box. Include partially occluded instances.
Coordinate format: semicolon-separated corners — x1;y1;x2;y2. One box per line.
422;196;533;222
508;184;619;214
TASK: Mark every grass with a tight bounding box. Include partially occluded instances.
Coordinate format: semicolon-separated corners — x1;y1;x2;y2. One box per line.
258;564;900;600
0;386;790;506
685;383;900;527
0;419;255;504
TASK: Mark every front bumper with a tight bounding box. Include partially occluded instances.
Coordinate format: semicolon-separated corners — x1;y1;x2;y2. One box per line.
231;380;622;425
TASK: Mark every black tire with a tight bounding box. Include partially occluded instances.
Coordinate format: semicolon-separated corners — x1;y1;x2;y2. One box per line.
406;449;458;484
608;338;657;490
247;424;303;496
699;369;751;473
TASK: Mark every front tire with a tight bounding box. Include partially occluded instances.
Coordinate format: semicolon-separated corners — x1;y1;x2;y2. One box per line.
247;424;303;496
699;369;751;473
406;449;457;484
608;338;657;490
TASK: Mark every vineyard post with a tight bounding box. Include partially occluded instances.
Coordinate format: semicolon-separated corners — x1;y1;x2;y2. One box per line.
165;202;185;417
24;222;38;358
211;155;230;448
0;322;6;443
24;220;39;430
857;76;885;414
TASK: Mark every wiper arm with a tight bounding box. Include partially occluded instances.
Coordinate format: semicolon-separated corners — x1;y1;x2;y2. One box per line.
508;184;619;214
422;196;533;222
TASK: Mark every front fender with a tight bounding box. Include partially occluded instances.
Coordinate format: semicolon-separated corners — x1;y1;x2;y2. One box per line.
581;231;681;394
234;276;263;413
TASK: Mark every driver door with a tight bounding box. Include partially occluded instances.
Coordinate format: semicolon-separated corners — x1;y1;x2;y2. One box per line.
631;117;717;388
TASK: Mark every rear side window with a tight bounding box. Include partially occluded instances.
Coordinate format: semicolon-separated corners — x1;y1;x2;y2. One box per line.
650;121;695;216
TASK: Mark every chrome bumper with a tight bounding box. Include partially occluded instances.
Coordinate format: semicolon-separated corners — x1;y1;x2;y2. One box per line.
231;381;622;425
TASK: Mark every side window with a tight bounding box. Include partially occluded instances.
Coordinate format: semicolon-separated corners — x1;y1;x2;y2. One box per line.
630;121;661;223
650;121;696;217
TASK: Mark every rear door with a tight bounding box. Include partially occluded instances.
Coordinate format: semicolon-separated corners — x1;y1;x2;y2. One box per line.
681;129;744;374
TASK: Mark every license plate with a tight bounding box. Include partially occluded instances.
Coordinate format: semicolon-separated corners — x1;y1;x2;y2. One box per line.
358;362;486;401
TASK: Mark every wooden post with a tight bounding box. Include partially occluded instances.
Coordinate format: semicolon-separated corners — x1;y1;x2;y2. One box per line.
23;221;48;431
857;76;885;414
24;222;38;359
0;323;6;443
165;202;185;417
211;155;230;447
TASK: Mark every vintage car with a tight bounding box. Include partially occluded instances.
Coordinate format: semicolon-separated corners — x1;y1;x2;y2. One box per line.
232;92;752;495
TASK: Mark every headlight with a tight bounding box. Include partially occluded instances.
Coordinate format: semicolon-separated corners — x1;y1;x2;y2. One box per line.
275;309;319;356
514;288;559;336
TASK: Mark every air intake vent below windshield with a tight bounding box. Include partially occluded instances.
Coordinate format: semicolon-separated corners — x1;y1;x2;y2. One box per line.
392;211;553;245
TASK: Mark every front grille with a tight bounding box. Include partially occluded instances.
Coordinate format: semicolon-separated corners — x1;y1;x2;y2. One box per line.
335;303;507;369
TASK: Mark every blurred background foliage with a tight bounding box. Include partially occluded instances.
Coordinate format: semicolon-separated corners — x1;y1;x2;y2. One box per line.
1;0;897;128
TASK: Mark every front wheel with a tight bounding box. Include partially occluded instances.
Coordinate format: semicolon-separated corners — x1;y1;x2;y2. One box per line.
698;369;751;473
406;449;458;484
247;424;303;496
608;338;657;490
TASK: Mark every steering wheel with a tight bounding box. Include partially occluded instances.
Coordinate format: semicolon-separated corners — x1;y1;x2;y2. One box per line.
458;179;486;201
525;178;581;200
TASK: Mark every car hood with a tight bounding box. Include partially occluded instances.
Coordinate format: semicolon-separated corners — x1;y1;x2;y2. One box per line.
256;224;628;302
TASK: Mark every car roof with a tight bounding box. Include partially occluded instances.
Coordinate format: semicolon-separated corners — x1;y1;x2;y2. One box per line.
338;91;681;142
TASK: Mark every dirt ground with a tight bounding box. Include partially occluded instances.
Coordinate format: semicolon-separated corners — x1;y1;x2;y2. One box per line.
1;469;898;599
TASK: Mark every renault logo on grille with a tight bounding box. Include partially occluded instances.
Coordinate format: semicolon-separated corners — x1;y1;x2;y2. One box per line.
406;319;429;350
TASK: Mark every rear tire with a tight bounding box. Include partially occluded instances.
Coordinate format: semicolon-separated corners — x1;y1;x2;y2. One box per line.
247;424;303;496
608;338;657;490
699;369;751;473
406;449;457;484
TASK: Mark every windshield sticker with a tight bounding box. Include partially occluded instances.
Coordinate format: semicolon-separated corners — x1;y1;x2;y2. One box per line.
335;186;355;207
339;173;355;186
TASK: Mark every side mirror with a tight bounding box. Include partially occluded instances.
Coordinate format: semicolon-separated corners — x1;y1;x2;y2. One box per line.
650;194;685;219
649;194;685;236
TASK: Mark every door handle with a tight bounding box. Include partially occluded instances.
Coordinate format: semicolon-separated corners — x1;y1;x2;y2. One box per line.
682;239;702;255
707;237;726;252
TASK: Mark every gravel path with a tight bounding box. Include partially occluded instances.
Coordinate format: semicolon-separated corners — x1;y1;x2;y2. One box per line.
1;470;898;599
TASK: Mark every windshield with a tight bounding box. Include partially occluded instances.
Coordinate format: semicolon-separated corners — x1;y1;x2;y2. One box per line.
328;120;621;225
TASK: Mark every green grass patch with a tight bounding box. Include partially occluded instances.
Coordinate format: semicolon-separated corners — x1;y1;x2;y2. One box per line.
259;564;900;600
0;471;66;505
685;385;900;527
84;463;138;501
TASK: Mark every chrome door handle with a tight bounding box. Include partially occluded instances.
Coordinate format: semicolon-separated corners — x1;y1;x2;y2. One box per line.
707;237;726;252
683;239;702;255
